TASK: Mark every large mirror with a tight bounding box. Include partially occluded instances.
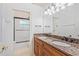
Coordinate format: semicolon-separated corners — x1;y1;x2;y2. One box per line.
52;3;79;39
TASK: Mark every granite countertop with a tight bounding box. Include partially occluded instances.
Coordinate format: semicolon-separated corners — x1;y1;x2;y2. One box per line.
34;35;79;56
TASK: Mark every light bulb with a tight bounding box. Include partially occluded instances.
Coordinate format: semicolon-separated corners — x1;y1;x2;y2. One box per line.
51;6;54;10
56;3;61;7
44;11;48;15
47;8;52;15
49;12;52;15
56;7;60;12
47;8;50;12
52;11;55;14
61;5;65;9
56;9;59;12
52;10;55;14
67;3;74;6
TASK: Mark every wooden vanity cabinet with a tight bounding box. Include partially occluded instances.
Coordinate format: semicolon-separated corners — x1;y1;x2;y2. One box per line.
34;37;70;56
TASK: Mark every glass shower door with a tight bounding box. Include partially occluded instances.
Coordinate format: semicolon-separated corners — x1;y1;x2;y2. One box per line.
14;17;30;43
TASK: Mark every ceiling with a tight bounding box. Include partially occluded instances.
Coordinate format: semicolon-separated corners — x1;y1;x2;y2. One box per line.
33;3;50;8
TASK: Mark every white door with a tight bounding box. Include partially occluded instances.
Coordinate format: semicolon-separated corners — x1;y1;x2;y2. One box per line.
14;17;30;43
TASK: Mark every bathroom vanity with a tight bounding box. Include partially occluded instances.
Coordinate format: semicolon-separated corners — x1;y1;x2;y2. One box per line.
34;34;79;56
34;35;70;56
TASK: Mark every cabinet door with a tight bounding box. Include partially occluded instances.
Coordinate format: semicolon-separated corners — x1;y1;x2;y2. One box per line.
34;42;39;56
38;45;43;56
34;38;43;56
43;49;52;56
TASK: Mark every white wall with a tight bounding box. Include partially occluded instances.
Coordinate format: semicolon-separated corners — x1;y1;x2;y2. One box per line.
0;3;53;55
0;3;53;43
0;4;2;42
53;3;79;38
1;3;44;43
0;3;44;55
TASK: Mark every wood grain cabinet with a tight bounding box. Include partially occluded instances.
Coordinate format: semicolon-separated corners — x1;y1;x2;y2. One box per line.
34;37;70;56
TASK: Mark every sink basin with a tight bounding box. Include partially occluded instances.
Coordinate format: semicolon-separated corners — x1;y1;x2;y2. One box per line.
52;41;71;47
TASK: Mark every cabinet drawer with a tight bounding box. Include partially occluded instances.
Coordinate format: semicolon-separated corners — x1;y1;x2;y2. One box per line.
34;43;39;56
